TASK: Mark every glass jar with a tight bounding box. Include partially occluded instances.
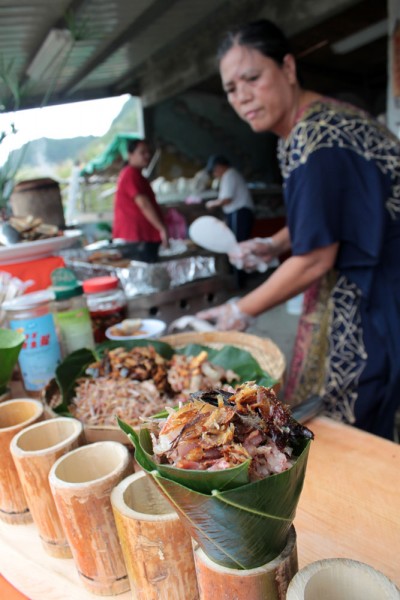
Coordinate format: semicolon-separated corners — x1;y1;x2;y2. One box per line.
52;285;95;356
82;276;127;343
3;290;62;393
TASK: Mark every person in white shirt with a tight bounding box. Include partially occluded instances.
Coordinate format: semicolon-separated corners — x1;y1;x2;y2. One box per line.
205;155;255;287
206;155;254;240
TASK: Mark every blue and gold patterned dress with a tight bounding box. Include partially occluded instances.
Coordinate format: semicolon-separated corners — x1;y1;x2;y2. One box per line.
278;99;400;439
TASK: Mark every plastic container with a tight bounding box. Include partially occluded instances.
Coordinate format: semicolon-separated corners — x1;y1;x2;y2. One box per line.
82;276;128;343
286;293;304;316
3;290;62;392
52;285;95;356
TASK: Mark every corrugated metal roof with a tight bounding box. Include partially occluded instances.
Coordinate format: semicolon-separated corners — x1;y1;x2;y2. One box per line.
0;0;243;110
0;0;386;111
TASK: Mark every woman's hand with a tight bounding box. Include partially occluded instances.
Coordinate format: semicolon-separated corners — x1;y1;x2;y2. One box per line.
229;227;291;272
205;199;220;209
229;237;277;272
196;300;254;331
159;225;170;248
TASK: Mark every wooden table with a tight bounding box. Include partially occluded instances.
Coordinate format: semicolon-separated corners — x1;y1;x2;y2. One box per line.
0;417;399;599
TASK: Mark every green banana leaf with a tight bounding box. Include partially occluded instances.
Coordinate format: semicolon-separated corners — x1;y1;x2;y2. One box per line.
0;328;25;394
53;347;97;413
177;343;276;388
118;418;312;569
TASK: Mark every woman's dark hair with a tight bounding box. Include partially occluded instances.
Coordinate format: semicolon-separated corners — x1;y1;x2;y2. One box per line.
127;138;149;154
217;19;292;66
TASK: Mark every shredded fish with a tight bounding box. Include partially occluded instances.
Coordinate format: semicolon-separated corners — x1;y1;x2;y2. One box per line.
47;345;239;428
150;382;314;481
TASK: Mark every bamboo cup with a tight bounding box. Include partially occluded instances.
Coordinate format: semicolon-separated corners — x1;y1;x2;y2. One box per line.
49;441;133;596
111;471;199;600
286;558;400;600
10;417;84;557
194;526;297;600
0;398;44;524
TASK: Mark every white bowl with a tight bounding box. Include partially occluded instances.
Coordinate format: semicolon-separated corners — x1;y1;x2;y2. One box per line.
105;318;166;341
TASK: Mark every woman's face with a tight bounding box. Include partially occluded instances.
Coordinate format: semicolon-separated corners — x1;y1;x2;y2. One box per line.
128;142;152;169
220;44;297;137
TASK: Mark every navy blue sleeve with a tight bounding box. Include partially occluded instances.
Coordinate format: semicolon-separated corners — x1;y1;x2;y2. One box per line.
284;146;388;268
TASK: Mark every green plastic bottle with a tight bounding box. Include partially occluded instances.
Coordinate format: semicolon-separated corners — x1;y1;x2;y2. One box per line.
51;268;95;357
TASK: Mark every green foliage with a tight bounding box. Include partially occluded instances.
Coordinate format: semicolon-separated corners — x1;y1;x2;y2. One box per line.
0;329;25;394
53;347;97;413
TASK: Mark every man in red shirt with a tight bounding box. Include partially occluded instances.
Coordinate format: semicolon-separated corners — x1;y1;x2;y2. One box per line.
113;139;169;260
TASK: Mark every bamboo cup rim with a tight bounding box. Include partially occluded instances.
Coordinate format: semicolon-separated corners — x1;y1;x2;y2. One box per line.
0;398;43;431
286;558;399;599
111;471;179;522
10;417;83;457
49;441;130;487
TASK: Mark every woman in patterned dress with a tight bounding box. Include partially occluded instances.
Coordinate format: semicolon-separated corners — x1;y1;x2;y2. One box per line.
197;19;400;440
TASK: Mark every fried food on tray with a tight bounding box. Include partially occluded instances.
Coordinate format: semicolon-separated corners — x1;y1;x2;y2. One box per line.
47;345;239;428
167;351;238;400
9;216;60;240
86;346;170;392
150;382;314;480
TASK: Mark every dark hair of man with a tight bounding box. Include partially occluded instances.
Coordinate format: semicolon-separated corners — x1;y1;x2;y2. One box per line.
217;19;292;66
206;154;231;174
127;138;149;154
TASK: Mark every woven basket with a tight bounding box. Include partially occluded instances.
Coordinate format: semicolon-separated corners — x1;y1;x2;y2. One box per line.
160;330;286;391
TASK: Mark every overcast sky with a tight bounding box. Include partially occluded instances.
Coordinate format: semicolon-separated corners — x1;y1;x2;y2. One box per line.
0;94;131;165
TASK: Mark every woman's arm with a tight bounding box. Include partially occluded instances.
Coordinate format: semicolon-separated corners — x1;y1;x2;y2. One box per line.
135;194;169;246
268;226;291;255
206;197;231;209
238;242;339;316
196;242;339;330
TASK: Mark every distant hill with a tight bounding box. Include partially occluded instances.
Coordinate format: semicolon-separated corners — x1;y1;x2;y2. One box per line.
10;136;96;169
9;96;140;172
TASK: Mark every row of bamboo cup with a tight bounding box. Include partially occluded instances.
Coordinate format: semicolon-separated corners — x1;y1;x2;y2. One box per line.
0;397;298;599
1;398;397;600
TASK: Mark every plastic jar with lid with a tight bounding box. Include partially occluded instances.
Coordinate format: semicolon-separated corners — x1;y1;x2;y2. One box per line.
52;284;95;356
82;276;127;343
3;290;62;393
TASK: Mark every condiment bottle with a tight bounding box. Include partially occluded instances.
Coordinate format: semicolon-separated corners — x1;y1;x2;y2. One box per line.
51;267;95;357
82;276;128;343
3;290;62;394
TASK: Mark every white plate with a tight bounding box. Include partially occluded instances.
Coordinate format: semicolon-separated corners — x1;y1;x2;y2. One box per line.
105;319;166;341
188;216;239;254
0;230;83;265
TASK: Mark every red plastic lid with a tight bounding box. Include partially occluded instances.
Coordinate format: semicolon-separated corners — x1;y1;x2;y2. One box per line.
82;276;120;294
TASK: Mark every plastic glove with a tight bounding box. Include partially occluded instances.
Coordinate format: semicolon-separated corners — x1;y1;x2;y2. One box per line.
205;199;219;210
229;237;279;273
196;299;254;331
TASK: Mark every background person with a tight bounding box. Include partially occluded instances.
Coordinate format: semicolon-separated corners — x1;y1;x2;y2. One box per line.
205;154;254;243
197;19;400;440
205;154;254;287
113;138;169;261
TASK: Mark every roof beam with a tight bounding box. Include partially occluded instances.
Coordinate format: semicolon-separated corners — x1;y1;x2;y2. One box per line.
62;0;181;97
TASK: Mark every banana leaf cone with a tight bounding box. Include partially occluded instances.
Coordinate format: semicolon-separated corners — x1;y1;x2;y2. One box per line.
118;387;313;570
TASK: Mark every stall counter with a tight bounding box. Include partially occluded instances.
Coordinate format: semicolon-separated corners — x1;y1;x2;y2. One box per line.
0;417;399;599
